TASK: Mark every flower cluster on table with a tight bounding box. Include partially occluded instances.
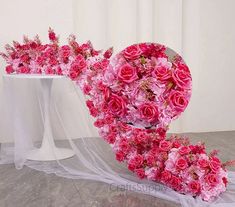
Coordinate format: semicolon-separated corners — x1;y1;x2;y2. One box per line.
1;29;234;202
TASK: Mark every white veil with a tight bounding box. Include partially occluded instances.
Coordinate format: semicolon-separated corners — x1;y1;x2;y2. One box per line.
0;75;235;207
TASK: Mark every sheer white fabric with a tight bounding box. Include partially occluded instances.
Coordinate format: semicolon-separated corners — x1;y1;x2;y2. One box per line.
0;76;235;207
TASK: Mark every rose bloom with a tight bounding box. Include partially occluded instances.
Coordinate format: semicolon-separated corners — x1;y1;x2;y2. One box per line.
198;158;209;169
108;94;126;116
169;90;189;114
123;45;142;60
135;168;146;179
5;65;14;74
69;70;79;80
74;54;87;69
152;65;172;83
209;160;221;173
179;146;191;155
159;140;172;152
49;31;56;41
205;173;219;187
172;65;191;89
170;176;182;191
188;180;200;194
17;66;30;74
116;151;125;162
175;157;188;170
139;102;159;123
117;63;138;83
161;170;172;183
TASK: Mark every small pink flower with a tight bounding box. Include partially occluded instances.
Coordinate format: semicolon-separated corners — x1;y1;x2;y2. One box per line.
5;65;14;74
116;151;125;162
135;168;145;179
17;66;30;74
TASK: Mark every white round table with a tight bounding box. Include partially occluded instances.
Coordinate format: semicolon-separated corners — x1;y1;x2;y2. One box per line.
3;74;75;161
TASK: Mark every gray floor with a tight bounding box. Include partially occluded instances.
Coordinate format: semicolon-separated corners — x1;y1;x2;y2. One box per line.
0;131;235;207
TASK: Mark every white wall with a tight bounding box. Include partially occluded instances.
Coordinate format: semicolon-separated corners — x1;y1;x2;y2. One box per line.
0;0;235;143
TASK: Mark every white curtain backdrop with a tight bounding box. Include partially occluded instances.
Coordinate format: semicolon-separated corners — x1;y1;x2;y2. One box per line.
1;0;235;143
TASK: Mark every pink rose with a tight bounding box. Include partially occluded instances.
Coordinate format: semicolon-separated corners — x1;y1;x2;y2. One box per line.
108;94;126;116
117;63;138;83
74;54;87;69
49;31;56;41
69;70;79;80
172;64;191;89
116;151;125;162
135;168;145;179
169;90;189;114
175;157;188;170
205;173;219;187
123;45;142;60
179;146;191;155
5;65;14;74
45;67;55;75
189;181;200;194
139;103;159;123
146;154;155;166
170;176;182;190
198;159;209;169
161;170;172;183
159;140;172;152
17;66;30;74
209;160;221;173
103;47;113;59
152;66;172;82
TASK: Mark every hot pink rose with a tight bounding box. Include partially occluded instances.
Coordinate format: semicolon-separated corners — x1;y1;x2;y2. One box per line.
108;94;126;116
135;168;145;179
170;176;182;190
205;173;219;187
5;65;14;74
139;103;159;123
175;157;188;170
49;31;56;41
159;140;172;152
179;146;191;155
189;181;200;194
209;160;221;173
69;70;79;80
74;54;87;69
169;90;189;114
161;170;172;182
17;66;30;74
45;67;55;75
123;45;142;60
198;159;209;169
117;63;138;83
116;151;125;162
152;66;172;82
172;65;191;89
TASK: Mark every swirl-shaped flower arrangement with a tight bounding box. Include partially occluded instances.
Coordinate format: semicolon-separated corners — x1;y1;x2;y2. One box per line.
1;29;234;202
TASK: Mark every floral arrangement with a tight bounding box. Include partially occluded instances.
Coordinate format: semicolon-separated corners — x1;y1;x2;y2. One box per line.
1;29;234;202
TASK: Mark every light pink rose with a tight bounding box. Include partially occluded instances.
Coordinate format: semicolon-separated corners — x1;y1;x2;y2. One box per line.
139;102;159;123
108;94;126;116
123;45;142;60
117;63;138;83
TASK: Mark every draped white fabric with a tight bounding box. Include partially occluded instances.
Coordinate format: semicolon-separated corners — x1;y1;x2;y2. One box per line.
1;0;235;141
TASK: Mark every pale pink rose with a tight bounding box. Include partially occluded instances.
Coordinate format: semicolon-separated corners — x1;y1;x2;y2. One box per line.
123;45;142;60
139;102;159;123
108;94;126;116
117;63;138;83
